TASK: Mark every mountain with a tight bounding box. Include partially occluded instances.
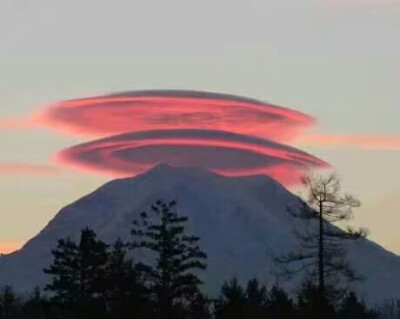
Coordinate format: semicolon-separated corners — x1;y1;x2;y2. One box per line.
0;165;399;304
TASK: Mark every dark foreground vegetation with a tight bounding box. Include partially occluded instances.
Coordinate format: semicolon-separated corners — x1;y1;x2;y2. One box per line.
0;175;399;318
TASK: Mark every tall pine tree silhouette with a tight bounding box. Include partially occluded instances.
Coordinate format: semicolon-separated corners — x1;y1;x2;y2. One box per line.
104;239;151;318
131;200;207;318
44;227;109;316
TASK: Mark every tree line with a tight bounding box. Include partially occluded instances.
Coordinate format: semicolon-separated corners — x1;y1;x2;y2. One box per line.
0;174;398;318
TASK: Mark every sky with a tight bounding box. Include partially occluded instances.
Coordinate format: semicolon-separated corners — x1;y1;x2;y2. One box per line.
0;0;399;254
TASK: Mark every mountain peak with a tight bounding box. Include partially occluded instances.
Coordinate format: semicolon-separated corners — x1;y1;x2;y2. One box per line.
1;166;400;304
143;163;216;178
135;163;284;188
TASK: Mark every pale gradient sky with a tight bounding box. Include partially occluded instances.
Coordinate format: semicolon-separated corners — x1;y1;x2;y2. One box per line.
0;0;399;254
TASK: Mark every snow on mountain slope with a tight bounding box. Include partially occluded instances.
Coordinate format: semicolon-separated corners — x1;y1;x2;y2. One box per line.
0;165;399;304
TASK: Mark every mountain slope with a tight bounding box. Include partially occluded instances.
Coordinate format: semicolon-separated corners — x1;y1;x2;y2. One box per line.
0;165;399;304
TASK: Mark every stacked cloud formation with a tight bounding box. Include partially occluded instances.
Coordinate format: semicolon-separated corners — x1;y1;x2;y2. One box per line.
36;90;329;185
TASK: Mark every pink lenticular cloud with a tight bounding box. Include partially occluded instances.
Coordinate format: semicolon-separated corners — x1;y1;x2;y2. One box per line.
1;90;332;184
4;89;398;185
296;134;400;150
35;90;314;141
54;129;329;186
34;90;330;186
0;163;59;175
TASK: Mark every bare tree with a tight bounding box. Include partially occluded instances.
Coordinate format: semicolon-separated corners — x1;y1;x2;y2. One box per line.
276;173;367;315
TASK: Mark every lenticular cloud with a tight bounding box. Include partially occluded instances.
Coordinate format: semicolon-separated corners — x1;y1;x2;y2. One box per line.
38;90;328;186
56;129;328;185
36;90;314;140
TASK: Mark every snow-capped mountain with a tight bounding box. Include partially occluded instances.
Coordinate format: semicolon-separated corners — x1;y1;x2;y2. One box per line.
0;165;399;304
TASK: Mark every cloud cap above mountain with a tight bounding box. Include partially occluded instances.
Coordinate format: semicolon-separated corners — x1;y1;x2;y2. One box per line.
55;129;329;186
35;90;314;140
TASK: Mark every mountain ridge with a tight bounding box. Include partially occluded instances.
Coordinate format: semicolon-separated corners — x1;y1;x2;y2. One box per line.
0;165;399;304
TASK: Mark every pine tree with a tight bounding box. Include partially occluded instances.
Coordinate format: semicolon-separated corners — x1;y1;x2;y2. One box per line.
104;239;151;318
44;227;109;317
244;279;269;319
375;299;400;319
267;285;294;319
214;278;272;319
277;173;367;315
295;280;335;319
0;285;20;319
186;292;212;319
21;287;50;319
131;200;207;318
214;278;247;319
43;237;79;305
338;292;377;319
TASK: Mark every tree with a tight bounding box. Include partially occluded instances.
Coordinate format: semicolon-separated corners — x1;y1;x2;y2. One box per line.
44;228;109;317
131;200;207;318
295;280;335;319
277;173;367;315
267;285;294;319
21;287;54;319
375;299;400;319
214;278;247;319
214;279;270;319
44;237;78;305
0;286;20;319
338;292;377;319
244;279;269;318
185;292;212;319
104;239;151;318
